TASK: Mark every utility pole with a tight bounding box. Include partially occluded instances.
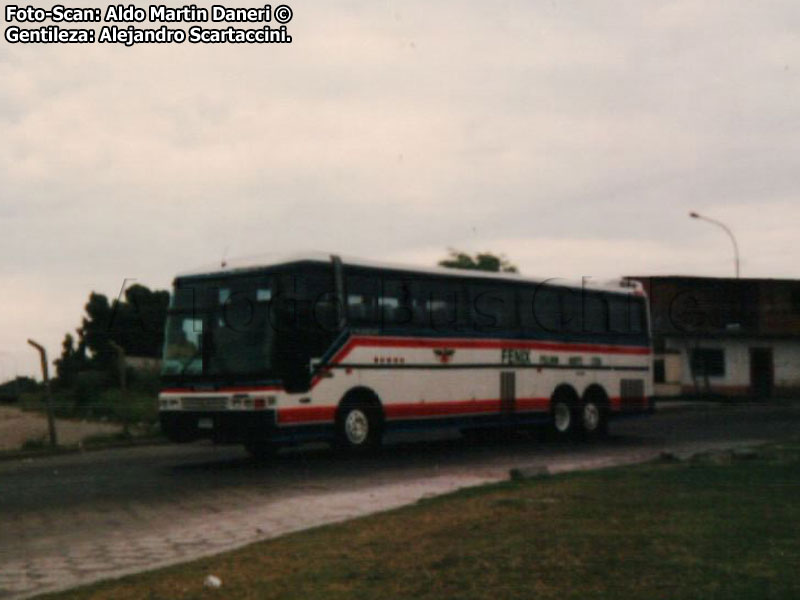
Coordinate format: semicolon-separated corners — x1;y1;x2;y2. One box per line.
27;339;57;447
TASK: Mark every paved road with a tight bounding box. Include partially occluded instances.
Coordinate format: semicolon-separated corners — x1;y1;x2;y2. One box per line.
1;403;798;599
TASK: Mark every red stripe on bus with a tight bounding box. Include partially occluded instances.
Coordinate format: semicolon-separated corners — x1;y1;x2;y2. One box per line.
515;397;550;411
348;336;651;355
277;406;337;424
609;396;649;410
384;399;501;418
385;397;551;418
164;336;649;394
278;397;553;424
307;336;648;389
161;385;282;394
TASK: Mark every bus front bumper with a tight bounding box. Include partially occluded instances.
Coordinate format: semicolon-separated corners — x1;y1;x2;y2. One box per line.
159;410;276;444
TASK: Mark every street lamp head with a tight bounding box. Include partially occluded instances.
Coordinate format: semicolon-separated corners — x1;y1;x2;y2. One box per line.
686;211;740;278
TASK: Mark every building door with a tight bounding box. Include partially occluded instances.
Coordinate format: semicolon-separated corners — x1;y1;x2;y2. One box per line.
500;372;516;417
749;348;773;399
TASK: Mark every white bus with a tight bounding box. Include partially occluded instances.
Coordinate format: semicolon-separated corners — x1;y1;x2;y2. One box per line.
159;253;652;457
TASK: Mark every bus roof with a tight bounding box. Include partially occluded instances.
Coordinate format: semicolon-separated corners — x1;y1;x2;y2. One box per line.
176;251;643;295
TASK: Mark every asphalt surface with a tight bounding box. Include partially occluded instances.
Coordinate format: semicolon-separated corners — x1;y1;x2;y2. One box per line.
0;402;798;598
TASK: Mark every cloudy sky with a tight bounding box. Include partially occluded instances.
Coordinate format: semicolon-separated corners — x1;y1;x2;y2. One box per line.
2;0;798;378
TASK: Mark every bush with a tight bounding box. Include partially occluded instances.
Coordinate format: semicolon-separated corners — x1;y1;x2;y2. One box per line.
71;370;112;408
91;389;158;425
19;390;46;412
127;367;161;396
16;367;160;427
19;390;79;419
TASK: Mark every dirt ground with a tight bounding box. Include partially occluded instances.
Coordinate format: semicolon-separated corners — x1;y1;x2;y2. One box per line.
0;405;122;451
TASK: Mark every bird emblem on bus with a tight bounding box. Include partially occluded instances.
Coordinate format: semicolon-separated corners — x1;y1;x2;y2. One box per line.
433;348;455;364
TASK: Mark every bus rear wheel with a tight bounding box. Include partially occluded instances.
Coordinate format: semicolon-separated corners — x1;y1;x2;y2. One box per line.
335;401;383;454
579;393;609;439
550;390;578;439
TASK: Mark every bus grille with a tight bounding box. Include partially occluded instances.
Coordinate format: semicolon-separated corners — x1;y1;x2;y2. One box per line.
181;396;228;411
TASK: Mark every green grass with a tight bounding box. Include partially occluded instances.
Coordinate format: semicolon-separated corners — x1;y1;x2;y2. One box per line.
38;441;800;600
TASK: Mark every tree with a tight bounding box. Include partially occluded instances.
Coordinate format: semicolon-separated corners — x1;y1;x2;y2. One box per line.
108;284;170;358
0;376;39;402
55;284;170;386
54;332;88;388
438;249;519;273
80;292;115;371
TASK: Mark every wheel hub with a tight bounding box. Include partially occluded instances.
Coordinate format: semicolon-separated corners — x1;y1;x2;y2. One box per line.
583;402;600;431
554;402;571;433
344;409;369;445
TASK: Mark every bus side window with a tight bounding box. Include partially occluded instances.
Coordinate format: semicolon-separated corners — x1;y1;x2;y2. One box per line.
346;275;379;326
561;288;583;334
277;268;338;353
609;294;643;336
413;278;468;333
584;292;610;334
521;285;560;334
380;279;414;330
471;284;516;333
609;295;626;334
630;298;646;334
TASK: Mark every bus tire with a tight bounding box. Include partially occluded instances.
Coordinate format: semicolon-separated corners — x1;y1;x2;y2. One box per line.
579;387;609;439
335;397;383;454
550;387;579;439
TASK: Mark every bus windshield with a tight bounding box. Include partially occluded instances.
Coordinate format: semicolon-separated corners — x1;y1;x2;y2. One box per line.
161;275;276;380
162;313;204;376
207;297;272;376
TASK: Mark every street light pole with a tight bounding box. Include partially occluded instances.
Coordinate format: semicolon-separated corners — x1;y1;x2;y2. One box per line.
689;211;741;278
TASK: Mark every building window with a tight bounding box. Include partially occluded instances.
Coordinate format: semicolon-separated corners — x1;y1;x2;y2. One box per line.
690;348;725;377
653;359;666;384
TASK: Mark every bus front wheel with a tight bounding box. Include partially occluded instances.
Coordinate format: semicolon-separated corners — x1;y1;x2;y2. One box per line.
335;401;383;454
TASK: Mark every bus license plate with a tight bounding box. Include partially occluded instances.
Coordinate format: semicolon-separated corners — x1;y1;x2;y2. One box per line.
198;418;214;430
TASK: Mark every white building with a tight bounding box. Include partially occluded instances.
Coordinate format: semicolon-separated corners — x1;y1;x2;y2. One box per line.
627;276;800;399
